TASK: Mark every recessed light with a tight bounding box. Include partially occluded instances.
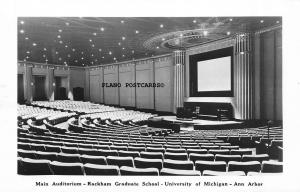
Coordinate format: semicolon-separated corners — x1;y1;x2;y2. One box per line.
180;34;183;37
132;50;134;53
92;44;95;47
43;48;47;51
59;57;62;61
43;54;46;58
122;55;125;57
93;32;97;36
65;45;68;48
99;49;102;52
118;42;121;46
229;18;233;21
55;51;58;54
156;46;159;49
67;54;71;57
102;56;105;59
135;30;139;34
121;20;124;24
72;48;75;52
25;37;29;40
20;29;24;34
122;47;125;50
65;22;69;26
162;38;165;41
113;57;116;60
100;27;105;31
26;51;30;54
59;40;63;44
81;57;84;60
57;35;61;38
32;43;37;46
89;39;92;42
160;24;164;28
193;20;197;23
276;21;280;23
109;51;112;55
260;20;264;23
203;31;208;36
75;60;78;62
58;29;62;32
81;52;84;54
227;31;231;35
122;36;126;40
20;20;24;25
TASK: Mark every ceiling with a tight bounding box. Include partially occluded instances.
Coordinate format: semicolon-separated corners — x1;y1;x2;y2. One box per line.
17;17;281;67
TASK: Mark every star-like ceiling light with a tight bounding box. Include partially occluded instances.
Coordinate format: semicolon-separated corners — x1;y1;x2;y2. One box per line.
65;22;70;26
135;30;139;34
193;20;197;23
57;35;61;38
260;20;264;23
93;32;97;36
20;29;25;34
122;36;126;40
109;51;112;55
121;20;124;24
100;27;105;31
227;31;231;35
32;43;37;46
43;48;47;51
160;24;164;28
25;37;29;40
58;29;62;33
20;20;24;25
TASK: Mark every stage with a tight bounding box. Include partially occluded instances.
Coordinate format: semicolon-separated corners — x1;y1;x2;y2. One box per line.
159;116;243;130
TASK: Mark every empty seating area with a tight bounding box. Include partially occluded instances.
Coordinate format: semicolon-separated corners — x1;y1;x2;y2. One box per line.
17;101;283;176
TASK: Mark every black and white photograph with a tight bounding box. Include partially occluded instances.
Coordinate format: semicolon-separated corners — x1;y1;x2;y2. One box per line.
1;0;300;191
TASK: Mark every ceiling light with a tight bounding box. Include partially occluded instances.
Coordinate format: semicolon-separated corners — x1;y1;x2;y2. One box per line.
93;32;97;36
240;52;245;55
58;29;62;32
99;49;102;52
113;57;116;60
75;60;78;62
59;40;63;44
193;20;197;23
122;55;125;57
118;42;121;46
227;31;231;35
180;34;183;37
32;43;37;46
203;31;208;36
135;30;139;34
81;57;84;60
43;54;46;58
260;20;264;23
132;50;134;53
122;47;125;50
122;36;126;40
67;54;71;57
26;51;30;54
160;24;164;28
72;48;75;52
81;52;84;54
156;46;159;49
276;21;280;23
57;35;61;38
43;48;47;51
229;18;233;21
20;29;24;34
92;44;95;47
59;57;62;61
162;38;165;41
102;56;105;59
121;20;124;24
100;27;105;31
82;64;85;66
65;45;68;48
20;20;24;25
65;22;69;26
89;39;92;42
55;51;58;54
25;37;29;40
109;51;112;55
91;54;94;57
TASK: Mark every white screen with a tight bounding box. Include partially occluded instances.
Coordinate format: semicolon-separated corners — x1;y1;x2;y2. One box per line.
197;56;231;92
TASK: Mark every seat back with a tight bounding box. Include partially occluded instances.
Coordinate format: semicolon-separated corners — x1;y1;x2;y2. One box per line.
242;154;269;163
163;159;194;170
146;147;165;153
208;149;230;155
202;170;245;176
80;155;107;165
118;150;140;158
189;153;214;163
84;163;119;175
195;160;226;173
18;158;52;175
120;166;159;176
50;161;83;175
57;153;81;163
140;151;163;159
134;157;163;170
261;161;283;173
106;156;134;167
215;154;241;163
35;151;58;161
186;149;207;154
228;161;261;174
164;152;188;160
160;168;200;176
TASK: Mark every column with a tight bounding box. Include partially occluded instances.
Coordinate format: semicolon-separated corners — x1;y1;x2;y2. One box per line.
173;50;185;113
24;64;33;103
48;67;55;101
234;33;254;120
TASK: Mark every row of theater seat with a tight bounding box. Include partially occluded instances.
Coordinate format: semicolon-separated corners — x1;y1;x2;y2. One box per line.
17;148;269;164
18;156;282;175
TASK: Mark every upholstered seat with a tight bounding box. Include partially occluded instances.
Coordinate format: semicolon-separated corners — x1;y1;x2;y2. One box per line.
120;166;159;176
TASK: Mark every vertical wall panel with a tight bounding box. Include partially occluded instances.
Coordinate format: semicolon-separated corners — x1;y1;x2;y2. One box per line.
103;65;119;105
119;63;135;107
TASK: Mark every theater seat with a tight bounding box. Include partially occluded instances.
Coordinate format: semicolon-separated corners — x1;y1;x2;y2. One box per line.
18;158;52;175
118;150;140;158
49;161;83;175
186;149;207;155
163;159;194;170
106;156;134;167
261;161;283;173
202;170;245;176
208;149;230;155
231;149;252;156
84;163;119;175
34;151;58;161
134;157;163;170
195;161;227;173
160;168;200;176
228;161;261;174
120;166;159;176
18;149;37;159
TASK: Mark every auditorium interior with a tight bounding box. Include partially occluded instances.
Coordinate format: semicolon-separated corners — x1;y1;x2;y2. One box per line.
17;17;283;176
